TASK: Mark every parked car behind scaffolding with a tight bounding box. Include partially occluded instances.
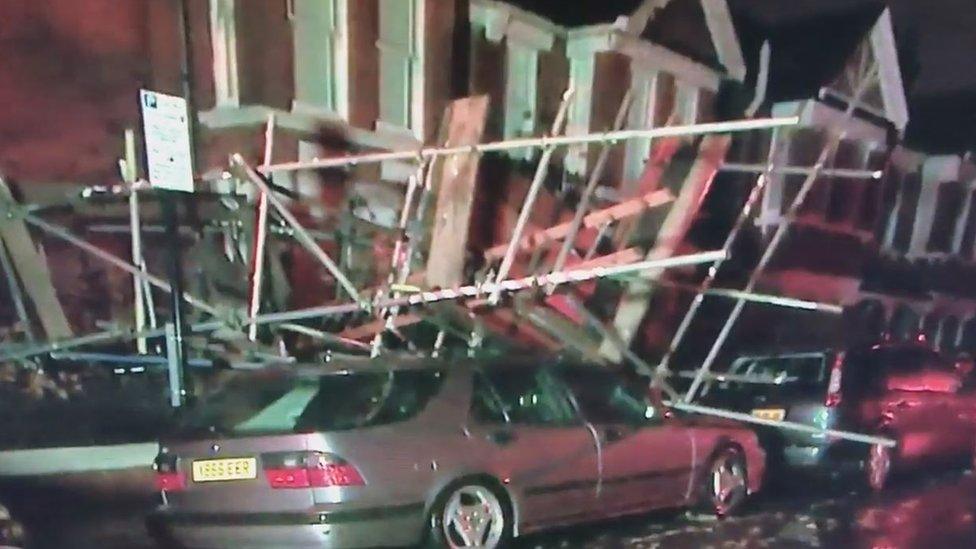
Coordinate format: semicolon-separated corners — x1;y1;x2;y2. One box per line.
697;341;976;490
147;355;765;548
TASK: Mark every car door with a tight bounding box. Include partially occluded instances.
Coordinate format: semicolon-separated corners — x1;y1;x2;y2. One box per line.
470;366;601;527
556;366;694;515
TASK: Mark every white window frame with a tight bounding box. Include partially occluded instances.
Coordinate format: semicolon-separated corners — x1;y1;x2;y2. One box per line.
622;68;659;191
500;18;554;160
951;183;976;255
376;0;426;140
290;0;349;120
503;44;539;158
909;156;962;257
674;82;700;125
565;52;596;176
209;0;240;108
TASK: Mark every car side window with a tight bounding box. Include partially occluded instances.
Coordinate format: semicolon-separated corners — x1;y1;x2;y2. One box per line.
470;373;508;424
556;367;653;425
473;368;577;426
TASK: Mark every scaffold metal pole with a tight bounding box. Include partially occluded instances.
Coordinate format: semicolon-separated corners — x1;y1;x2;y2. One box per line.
259;116;800;174
683;63;880;402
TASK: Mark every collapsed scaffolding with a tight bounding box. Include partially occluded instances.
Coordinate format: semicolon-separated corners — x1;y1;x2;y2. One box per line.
0;57;894;448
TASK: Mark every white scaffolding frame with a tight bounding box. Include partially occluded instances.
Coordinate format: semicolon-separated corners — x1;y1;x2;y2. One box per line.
0;103;899;449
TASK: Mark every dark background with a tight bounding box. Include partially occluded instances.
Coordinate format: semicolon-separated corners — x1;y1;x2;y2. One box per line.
512;0;976;153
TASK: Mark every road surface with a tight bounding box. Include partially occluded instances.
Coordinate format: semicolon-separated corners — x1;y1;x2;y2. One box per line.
2;469;973;548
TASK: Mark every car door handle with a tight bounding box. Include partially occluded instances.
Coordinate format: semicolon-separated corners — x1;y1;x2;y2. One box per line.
488;430;516;446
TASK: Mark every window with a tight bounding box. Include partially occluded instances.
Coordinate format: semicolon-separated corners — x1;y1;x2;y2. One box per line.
555;367;652;425
892;172;921;253
503;44;539;160
292;0;346;116
377;0;421;136
182;369;444;435
960;317;976;354
958;193;976;259
940;316;961;352
623;71;659;183
889;304;920;340
473;368;577;426
927;181;966;253
209;0;240;108
825;140;866;224
674;83;700;125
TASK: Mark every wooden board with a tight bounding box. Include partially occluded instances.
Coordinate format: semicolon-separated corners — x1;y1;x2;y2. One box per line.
482;189;674;261
425;95;490;289
0;179;73;340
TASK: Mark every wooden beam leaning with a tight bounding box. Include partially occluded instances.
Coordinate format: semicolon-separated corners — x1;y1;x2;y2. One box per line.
425;96;490;288
0;178;74;341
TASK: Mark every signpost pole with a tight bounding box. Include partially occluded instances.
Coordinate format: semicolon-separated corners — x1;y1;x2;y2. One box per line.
163;0;195;408
160;191;187;407
139;0;197;407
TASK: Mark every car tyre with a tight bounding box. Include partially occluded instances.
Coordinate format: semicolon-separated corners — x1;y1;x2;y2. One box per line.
699;445;749;517
865;442;893;491
425;480;512;549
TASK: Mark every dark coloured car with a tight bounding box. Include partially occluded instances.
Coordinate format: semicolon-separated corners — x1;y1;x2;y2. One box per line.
148;356;765;548
0;500;25;549
696;342;976;489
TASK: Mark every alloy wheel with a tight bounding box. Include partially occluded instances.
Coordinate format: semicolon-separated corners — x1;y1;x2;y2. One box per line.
709;450;747;516
440;485;506;548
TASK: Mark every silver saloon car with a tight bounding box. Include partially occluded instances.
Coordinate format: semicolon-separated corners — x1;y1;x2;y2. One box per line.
147;357;765;548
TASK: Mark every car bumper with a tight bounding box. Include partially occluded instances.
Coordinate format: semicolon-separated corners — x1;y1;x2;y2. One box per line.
147;503;426;549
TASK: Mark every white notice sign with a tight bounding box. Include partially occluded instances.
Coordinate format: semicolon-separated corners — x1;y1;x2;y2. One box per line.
140;89;194;193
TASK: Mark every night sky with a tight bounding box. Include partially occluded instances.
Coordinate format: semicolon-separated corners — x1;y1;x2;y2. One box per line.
512;0;976;154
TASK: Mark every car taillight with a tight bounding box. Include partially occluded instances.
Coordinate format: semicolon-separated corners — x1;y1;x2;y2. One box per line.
825;352;844;407
262;451;365;489
153;452;186;492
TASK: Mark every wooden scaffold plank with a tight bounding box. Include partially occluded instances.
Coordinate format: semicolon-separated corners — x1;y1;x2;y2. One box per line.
425;96;490;289
0;178;74;341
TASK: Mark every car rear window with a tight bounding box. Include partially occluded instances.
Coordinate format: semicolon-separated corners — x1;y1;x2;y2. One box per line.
182;369;445;435
702;355;827;402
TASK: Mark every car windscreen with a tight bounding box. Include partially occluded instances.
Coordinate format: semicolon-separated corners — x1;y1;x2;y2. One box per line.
701;355;827;403
180;368;445;436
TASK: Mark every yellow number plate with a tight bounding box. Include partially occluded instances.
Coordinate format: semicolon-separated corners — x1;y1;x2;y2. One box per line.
191;457;257;483
751;408;786;422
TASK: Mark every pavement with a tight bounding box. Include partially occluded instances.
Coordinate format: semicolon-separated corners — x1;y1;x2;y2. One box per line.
0;468;973;548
